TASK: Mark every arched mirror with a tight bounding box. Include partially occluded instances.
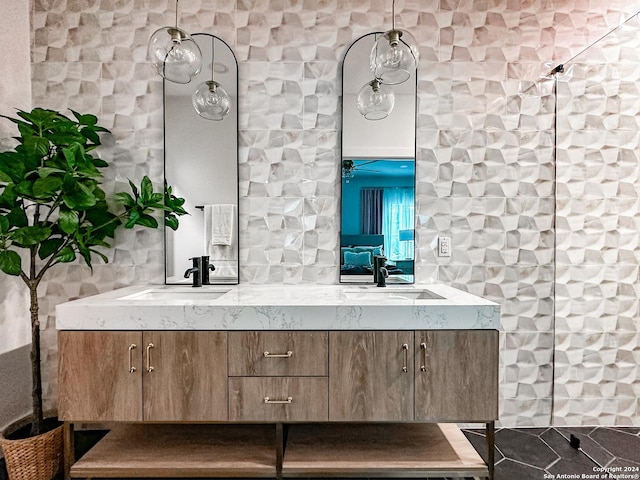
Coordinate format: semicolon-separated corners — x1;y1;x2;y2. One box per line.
164;33;239;284
340;32;416;284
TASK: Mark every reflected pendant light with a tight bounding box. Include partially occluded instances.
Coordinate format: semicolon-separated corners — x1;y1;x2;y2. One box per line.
148;0;202;84
192;37;231;120
370;0;419;85
356;78;395;120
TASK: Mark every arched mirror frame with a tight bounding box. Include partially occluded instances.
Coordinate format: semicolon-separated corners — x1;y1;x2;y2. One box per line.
163;33;239;285
340;32;417;284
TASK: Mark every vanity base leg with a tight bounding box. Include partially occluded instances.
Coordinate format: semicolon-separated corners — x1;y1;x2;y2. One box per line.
276;422;283;480
63;422;74;480
486;421;495;480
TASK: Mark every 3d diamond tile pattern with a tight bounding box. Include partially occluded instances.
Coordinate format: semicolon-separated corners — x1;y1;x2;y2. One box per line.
25;0;640;425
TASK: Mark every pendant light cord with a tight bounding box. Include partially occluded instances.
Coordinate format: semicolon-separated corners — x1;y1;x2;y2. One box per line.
391;0;396;31
211;36;215;81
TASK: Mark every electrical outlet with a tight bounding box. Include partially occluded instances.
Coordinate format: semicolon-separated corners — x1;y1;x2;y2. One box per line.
438;236;451;257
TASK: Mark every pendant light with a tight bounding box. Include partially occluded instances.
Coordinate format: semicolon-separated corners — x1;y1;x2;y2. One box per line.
370;0;419;85
356;78;395;120
148;0;202;84
192;37;231;121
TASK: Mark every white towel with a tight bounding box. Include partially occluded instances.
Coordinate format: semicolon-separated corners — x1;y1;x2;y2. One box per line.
204;204;235;246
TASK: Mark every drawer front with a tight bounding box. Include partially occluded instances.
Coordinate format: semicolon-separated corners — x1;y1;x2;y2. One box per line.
228;331;328;376
229;377;328;422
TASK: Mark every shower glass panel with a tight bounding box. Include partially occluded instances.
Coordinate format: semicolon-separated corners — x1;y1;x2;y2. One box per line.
552;12;640;425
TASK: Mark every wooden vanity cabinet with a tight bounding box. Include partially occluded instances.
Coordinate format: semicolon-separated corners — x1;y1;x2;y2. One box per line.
58;330;227;422
61;328;498;480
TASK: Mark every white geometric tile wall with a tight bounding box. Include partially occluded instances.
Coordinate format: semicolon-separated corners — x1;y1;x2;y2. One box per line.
25;0;640;426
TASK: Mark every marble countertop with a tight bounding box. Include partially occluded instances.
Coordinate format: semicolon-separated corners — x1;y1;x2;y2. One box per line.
55;284;500;331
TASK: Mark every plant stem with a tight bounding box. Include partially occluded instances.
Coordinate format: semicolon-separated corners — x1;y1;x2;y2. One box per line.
29;280;43;436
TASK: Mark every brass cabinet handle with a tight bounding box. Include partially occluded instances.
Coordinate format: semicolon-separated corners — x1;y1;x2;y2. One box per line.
264;396;293;404
420;342;427;372
128;344;137;373
146;343;155;372
263;351;293;358
402;343;409;372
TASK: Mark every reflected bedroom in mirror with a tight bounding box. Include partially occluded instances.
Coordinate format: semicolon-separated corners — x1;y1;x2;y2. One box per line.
164;33;239;285
340;32;417;284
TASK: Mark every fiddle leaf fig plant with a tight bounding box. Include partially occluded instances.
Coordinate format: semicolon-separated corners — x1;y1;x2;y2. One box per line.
0;108;187;436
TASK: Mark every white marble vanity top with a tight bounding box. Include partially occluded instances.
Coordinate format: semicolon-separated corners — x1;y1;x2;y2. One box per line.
55;284;500;331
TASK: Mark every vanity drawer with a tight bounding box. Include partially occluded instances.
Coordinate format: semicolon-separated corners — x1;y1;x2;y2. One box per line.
228;331;328;376
229;377;328;422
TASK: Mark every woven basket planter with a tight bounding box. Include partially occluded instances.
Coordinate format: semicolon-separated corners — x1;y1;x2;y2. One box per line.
0;423;63;480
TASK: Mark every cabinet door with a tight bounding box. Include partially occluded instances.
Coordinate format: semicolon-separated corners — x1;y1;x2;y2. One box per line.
143;331;228;421
58;331;143;422
415;330;499;422
329;331;414;422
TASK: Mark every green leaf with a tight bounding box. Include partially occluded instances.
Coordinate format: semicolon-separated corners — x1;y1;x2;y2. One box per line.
38;238;64;260
134;213;158;229
0;215;9;234
33;176;63;198
59;208;79;234
80;126;100;144
0;250;21;276
10;225;52;246
89;248;109;264
70;110;98;127
23;135;50;159
164;214;179;231
128;179;138;199
62;143;83;168
91;158;108;168
140;176;153;203
37;167;66;178
62;181;97;210
54;246;76;263
113;192;135;207
124;210;140;229
7;207;28;228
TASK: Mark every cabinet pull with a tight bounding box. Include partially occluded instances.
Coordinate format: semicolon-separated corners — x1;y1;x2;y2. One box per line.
128;344;137;373
263;351;293;358
146;343;155;372
264;396;293;404
420;342;427;372
402;343;409;372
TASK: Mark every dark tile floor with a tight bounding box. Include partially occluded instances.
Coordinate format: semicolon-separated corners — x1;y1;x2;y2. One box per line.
2;426;639;480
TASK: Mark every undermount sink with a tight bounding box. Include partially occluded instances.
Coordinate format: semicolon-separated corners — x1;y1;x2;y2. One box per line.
121;288;231;301
344;288;445;301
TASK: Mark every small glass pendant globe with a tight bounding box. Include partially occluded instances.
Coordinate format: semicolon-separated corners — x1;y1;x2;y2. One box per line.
148;27;202;84
370;29;419;85
192;80;231;120
356;78;395;120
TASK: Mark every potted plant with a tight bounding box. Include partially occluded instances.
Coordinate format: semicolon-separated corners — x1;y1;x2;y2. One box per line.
0;108;186;479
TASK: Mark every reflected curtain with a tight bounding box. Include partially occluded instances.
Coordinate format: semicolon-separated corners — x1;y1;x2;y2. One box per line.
360;188;383;234
382;187;414;260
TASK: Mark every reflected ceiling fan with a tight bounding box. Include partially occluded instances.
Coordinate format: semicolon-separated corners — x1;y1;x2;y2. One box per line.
342;160;382;178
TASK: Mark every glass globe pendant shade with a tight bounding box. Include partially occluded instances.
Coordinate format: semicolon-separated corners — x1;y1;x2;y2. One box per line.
192;80;231;120
148;26;202;84
370;29;419;85
356;78;395;120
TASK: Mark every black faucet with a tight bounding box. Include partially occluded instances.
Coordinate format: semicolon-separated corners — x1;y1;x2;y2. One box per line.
184;257;202;287
373;255;388;287
201;256;216;285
